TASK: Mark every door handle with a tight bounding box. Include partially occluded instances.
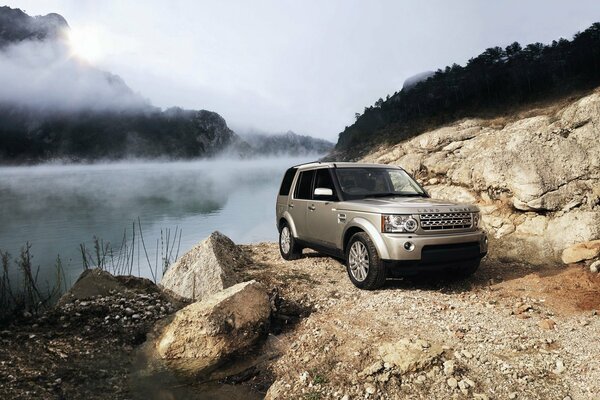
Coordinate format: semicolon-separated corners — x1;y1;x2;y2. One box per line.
308;205;316;211
288;203;294;208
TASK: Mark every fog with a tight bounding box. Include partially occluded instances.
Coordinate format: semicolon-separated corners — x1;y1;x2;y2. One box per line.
0;156;315;283
8;0;600;140
0;38;148;112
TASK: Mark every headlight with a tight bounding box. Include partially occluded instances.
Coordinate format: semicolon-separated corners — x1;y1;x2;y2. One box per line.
473;212;481;228
381;214;418;233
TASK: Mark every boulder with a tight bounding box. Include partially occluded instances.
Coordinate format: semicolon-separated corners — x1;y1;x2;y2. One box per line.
156;280;270;376
377;338;443;374
160;231;244;301
561;240;600;264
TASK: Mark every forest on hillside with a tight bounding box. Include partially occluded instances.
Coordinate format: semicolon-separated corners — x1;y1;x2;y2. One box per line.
336;22;600;158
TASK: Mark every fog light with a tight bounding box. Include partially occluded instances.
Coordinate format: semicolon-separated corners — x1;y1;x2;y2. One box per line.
403;241;415;252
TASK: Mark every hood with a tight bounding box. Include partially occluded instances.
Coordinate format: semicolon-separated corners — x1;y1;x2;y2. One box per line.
336;196;479;214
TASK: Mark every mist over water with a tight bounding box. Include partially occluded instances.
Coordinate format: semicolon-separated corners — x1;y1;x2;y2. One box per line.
0;156;317;285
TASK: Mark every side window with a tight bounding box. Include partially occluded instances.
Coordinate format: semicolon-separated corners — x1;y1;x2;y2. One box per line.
314;169;338;201
294;170;315;200
279;167;297;196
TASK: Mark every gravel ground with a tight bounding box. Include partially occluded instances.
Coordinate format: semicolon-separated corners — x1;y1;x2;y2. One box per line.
1;243;598;399
0;274;179;400
242;243;600;400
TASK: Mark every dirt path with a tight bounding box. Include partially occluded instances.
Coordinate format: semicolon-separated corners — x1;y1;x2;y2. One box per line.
242;243;600;400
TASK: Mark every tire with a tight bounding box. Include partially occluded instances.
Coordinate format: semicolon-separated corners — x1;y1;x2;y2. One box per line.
279;222;302;260
345;232;387;290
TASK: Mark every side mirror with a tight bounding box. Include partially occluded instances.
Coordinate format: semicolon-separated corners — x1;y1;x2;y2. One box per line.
314;187;333;197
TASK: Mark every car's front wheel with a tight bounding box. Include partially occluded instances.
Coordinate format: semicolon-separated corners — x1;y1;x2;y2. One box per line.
279;222;302;260
346;232;387;290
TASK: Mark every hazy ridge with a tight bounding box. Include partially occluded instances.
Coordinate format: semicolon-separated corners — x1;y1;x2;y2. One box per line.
0;6;330;163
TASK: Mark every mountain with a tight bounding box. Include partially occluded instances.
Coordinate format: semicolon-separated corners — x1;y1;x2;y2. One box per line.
236;131;334;156
333;22;600;160
0;7;235;163
0;6;68;47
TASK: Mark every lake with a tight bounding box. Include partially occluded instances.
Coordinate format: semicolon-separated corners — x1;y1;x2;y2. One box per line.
0;156;316;287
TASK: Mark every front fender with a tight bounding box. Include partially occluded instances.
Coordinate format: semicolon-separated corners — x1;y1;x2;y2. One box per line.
343;217;390;259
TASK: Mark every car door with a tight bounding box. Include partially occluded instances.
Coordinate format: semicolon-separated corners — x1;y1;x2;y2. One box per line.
306;168;340;247
289;169;315;240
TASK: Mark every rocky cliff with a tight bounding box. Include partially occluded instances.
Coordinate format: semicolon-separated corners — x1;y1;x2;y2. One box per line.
360;90;600;265
0;6;238;163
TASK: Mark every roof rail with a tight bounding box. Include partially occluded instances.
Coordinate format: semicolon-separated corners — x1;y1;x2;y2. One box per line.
291;160;321;168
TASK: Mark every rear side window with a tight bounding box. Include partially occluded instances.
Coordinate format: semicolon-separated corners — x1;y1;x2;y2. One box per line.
279;167;297;196
294;170;315;199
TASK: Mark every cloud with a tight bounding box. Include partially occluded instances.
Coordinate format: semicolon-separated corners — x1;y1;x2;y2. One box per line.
0;37;149;112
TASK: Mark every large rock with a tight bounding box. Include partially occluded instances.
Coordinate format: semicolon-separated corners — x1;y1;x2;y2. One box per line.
156;280;270;375
561;240;600;264
160;231;244;301
377;338;443;374
361;91;600;264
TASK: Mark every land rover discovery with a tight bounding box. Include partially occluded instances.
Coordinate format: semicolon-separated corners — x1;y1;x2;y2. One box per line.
275;162;488;289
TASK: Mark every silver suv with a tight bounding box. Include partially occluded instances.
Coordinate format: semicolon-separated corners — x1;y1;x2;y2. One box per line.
276;162;488;289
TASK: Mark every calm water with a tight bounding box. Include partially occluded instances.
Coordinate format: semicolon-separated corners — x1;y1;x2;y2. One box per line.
0;156;316;286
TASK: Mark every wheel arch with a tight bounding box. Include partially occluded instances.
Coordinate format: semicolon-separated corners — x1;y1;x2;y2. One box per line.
342;217;390;259
278;211;298;238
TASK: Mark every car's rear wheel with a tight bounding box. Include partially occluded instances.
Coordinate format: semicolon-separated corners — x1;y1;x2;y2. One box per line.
279;222;302;260
346;232;386;290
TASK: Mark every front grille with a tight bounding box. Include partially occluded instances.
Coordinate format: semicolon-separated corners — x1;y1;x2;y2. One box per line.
419;212;473;231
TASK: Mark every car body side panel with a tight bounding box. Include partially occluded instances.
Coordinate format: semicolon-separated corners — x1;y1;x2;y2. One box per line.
306;200;339;247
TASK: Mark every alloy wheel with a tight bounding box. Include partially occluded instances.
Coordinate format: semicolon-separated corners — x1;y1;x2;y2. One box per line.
349;241;369;282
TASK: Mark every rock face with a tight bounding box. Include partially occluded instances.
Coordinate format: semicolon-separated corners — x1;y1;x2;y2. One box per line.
561;240;600;264
156;280;270;375
160;231;244;301
361;91;600;264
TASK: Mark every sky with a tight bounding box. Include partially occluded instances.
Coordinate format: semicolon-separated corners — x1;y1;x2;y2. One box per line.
5;0;600;141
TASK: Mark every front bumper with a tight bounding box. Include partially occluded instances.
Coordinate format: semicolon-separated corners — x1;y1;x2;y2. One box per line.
380;230;488;261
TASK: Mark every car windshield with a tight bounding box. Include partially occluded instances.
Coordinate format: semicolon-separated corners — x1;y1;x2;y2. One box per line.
335;167;427;200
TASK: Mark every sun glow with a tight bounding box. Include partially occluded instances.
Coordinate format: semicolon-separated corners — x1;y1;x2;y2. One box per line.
67;26;106;63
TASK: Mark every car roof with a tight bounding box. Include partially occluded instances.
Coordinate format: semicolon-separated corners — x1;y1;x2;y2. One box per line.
291;161;401;170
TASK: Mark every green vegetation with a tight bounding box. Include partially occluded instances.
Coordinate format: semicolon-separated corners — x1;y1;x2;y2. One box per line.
303;391;322;400
337;22;600;159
